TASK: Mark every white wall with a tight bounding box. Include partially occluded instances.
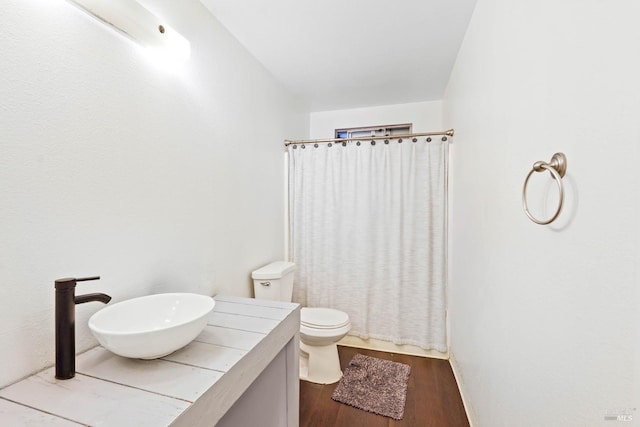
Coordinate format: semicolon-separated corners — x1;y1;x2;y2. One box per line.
0;0;307;388
444;0;639;425
310;101;443;139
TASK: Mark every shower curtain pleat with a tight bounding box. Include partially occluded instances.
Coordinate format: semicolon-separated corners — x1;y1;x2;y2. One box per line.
288;139;447;351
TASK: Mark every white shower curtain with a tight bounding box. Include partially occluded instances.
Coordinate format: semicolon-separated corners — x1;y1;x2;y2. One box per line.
288;137;448;351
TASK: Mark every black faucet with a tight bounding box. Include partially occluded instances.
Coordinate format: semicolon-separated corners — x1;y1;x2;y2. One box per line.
55;276;111;380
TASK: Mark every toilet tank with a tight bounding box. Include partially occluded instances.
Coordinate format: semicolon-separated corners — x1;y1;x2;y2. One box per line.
252;261;296;302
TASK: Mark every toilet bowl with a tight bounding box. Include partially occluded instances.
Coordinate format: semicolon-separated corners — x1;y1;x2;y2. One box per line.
252;261;351;384
299;307;351;384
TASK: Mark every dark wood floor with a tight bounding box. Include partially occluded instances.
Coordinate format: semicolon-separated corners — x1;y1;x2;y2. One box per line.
300;346;470;427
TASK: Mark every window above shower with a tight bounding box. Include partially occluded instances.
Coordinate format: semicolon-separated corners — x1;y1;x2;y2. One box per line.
334;123;412;139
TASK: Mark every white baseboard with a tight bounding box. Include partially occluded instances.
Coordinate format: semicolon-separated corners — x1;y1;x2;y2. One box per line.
448;350;477;427
338;335;448;359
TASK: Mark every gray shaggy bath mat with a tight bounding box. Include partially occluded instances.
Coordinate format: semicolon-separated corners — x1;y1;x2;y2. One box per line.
331;353;411;420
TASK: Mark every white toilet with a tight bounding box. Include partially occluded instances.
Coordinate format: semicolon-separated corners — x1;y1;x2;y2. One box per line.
252;261;351;384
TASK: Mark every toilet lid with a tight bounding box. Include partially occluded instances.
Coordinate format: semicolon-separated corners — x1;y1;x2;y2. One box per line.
301;307;350;329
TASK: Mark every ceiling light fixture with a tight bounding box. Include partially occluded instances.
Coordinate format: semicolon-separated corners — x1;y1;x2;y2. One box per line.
68;0;190;62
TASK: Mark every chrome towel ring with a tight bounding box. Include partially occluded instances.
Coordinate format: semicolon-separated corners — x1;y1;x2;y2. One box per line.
522;152;567;225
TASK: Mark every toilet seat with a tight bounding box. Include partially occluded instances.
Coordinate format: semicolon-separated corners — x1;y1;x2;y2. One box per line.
301;307;350;329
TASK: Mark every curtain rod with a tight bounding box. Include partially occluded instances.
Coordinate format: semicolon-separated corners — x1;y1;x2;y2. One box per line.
283;129;454;146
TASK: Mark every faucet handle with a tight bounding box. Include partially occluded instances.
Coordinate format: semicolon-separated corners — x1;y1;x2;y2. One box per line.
76;276;100;282
55;276;100;290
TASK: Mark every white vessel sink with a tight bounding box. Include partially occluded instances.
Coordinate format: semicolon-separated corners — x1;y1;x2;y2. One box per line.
88;293;215;359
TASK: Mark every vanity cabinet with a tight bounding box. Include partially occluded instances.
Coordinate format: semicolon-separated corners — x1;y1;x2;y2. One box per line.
0;296;300;427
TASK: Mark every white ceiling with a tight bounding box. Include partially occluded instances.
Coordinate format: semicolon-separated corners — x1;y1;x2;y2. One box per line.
200;0;477;111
